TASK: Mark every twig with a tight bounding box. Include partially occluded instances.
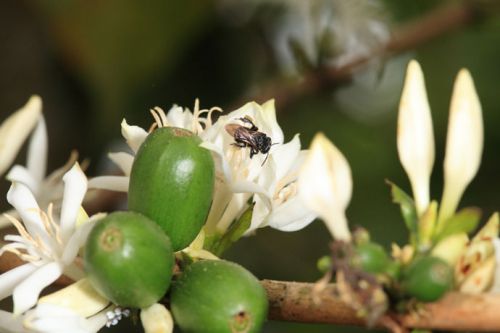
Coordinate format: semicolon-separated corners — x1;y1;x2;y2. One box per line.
262;279;500;332
1;254;500;331
247;1;480;109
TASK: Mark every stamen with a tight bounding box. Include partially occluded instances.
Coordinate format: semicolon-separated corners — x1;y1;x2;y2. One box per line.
0;243;40;262
150;109;163;128
275;171;299;193
33;235;47;255
274;183;297;204
193;99;200;116
4;214;34;244
39;209;54;238
156;107;168;127
191;98;222;133
19;252;40;262
147;122;158;133
46;204;63;245
44;150;79;185
0;244;23;257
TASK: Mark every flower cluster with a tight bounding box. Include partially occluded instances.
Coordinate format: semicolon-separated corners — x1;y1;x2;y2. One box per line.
297;59;500;324
0;57;499;332
90;99;317;240
0;95;319;332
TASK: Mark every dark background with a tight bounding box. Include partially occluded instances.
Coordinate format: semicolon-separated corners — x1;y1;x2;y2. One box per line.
1;1;500;332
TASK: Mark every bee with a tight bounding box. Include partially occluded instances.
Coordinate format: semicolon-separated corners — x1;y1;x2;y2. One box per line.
225;116;276;165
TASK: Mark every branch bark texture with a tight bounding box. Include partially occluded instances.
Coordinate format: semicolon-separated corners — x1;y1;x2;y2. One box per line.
2;253;500;331
262;279;500;332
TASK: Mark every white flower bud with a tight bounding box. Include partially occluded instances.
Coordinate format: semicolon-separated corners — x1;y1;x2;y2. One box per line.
397;60;435;216
439;69;483;223
298;133;352;241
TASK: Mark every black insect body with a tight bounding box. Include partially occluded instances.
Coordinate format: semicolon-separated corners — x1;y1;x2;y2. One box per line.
225;116;276;164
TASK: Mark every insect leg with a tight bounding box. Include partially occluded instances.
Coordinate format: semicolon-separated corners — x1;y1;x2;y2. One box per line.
231;142;247;148
238;117;258;131
261;152;270;166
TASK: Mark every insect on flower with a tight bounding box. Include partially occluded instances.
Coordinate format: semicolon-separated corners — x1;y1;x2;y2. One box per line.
225;116;277;165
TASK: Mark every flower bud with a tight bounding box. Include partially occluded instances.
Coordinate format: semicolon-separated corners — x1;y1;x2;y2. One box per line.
298;133;352;241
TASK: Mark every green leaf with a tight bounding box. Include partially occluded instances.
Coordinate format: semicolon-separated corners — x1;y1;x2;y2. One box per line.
418;201;437;251
386;180;418;244
433;207;481;243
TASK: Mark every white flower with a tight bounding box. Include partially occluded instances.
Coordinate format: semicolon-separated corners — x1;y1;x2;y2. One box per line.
0;163;101;314
397;60;435;216
88;101;220;192
0;96;42;177
25;303;108;333
249;135;316;233
200;100;283;233
0;96;80;230
200;100;316;234
0;303;109;333
298;133;352;241
266;0;390;73
438;69;483;224
90;100;316;237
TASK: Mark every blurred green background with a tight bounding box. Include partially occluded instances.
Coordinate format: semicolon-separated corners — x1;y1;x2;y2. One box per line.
1;0;500;332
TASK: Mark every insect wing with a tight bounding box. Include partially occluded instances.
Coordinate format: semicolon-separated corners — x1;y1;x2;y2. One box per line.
225;123;241;136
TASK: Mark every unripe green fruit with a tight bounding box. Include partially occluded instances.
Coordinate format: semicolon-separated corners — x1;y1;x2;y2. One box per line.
84;212;174;308
171;260;268;333
128;127;215;251
317;255;332;273
353;242;390;274
402;256;453;302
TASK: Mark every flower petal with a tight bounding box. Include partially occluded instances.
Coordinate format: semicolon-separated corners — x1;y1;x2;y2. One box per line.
0;95;42;177
165;105;194;130
13;261;63;314
26;116;48;185
269;134;301;181
59;163;88;242
397;60;434;215
88;176;129;192
0;309;27;333
85;308;109;333
141;303;174;333
24;303;96;333
0;263;37;301
267;196;317;232
62;218;98;265
6;182;50;244
439;69;483;224
247;195;270;233
121;119;148;153
5;165;38;194
203;181;233;233
255;100;284;144
215;193;252;233
38;278;109;318
298;133;352;241
108;152;134;176
231;180;269;198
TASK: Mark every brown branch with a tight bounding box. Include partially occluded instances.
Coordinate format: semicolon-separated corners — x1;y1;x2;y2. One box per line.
1;252;500;331
247;1;481;109
262;279;500;332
